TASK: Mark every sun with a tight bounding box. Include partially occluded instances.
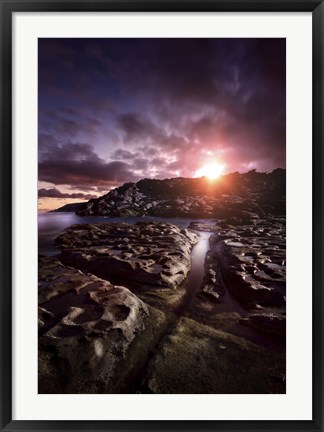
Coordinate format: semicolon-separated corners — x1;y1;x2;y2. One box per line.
194;162;225;180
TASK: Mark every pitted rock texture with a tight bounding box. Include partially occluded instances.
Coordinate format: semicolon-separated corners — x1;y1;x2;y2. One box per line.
75;170;285;218
210;217;286;309
38;255;149;393
56;221;198;290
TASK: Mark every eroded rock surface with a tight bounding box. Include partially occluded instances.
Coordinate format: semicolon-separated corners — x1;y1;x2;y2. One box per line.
210;217;286;310
39;175;286;393
198;250;224;303
38;255;150;393
56;221;198;291
140;236;286;394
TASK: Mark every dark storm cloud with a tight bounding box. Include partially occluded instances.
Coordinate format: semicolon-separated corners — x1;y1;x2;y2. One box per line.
133;158;149;170
38;38;286;193
39;134;100;162
151;157;167;167
117;113;163;143
112;149;135;160
38;188;97;200
40;108;103;140
64;184;110;194
38;135;138;188
137;146;159;157
39;158;137;187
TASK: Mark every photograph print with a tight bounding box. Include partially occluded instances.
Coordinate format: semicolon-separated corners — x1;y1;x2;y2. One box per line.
38;38;286;394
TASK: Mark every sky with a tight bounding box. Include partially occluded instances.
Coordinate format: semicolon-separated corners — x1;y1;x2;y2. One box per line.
38;38;286;211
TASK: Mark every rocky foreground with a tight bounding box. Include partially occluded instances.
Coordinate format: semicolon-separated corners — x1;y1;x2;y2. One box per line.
39;216;286;394
55;222;198;291
39;255;149;393
40;170;286;394
195;216;286;338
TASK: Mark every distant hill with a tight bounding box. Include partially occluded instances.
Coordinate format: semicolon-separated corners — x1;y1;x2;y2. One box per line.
50;202;85;213
76;169;286;219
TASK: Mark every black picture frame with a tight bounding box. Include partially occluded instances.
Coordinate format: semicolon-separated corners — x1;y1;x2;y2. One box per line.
1;1;323;431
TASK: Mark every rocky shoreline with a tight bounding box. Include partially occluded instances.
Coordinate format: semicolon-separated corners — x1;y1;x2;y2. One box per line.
39;255;150;393
39;170;286;393
73;170;285;219
39;216;286;394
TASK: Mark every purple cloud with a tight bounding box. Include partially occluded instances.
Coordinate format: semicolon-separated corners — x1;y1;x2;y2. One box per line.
38;188;97;200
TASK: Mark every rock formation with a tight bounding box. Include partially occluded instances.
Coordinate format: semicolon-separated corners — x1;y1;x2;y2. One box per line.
75;169;285;218
56;221;198;291
38;255;150;393
210;216;286;309
39;171;286;394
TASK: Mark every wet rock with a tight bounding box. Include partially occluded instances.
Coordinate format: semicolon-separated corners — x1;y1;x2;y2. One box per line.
56;222;198;291
240;313;286;338
199;283;222;303
38;255;150;394
188;222;216;232
198;250;224;303
210;217;286;309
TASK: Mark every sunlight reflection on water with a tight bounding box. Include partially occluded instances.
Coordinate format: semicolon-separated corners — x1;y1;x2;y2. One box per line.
185;232;211;291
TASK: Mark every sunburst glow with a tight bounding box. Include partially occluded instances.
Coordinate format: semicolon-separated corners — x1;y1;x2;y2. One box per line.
194;162;225;180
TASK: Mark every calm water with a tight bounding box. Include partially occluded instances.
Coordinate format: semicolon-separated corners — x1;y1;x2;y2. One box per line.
38;212;215;256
